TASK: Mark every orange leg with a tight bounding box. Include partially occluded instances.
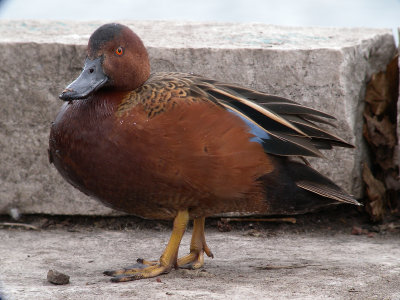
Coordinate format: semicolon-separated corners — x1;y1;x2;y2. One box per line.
104;210;189;282
132;217;213;269
177;217;213;269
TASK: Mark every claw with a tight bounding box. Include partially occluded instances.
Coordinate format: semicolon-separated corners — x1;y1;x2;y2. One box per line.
136;258;158;266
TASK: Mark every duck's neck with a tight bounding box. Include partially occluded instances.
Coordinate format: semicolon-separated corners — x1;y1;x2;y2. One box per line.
67;90;130;122
92;89;130;106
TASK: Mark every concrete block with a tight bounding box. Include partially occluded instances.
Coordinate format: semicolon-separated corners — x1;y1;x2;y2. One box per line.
0;21;396;215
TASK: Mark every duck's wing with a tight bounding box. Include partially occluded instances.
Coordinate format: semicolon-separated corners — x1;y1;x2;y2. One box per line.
187;75;354;158
186;75;360;206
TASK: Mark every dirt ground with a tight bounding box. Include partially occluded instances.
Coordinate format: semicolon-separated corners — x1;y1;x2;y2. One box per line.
0;208;399;300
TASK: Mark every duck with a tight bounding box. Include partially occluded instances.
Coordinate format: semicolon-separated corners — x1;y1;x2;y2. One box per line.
49;23;361;282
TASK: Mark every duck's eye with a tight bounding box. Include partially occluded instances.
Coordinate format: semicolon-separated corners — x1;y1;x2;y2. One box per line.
115;47;124;56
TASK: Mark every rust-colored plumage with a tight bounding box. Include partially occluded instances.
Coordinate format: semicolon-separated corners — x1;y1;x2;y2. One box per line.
49;23;361;282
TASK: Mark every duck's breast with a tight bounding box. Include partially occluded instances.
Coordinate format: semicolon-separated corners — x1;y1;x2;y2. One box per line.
49;93;154;214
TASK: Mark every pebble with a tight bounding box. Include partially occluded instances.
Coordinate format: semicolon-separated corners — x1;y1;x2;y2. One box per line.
47;269;70;285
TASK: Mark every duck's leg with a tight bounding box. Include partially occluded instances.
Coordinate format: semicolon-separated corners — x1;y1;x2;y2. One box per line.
104;210;189;282
133;217;213;269
177;217;213;269
122;217;213;269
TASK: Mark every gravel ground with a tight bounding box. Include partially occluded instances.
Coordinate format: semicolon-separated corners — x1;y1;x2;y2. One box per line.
0;210;399;300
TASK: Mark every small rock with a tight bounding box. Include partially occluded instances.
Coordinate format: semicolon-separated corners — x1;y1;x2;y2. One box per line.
47;269;70;285
246;229;262;237
351;226;363;235
217;220;232;232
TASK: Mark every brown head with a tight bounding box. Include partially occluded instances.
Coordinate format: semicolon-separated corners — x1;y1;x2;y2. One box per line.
59;23;150;101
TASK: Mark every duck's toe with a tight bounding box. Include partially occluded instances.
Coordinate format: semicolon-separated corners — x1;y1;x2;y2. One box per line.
177;251;205;270
109;263;173;282
103;258;159;277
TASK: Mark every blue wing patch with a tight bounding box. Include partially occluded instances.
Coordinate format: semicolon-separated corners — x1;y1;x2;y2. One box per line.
226;108;270;143
226;105;323;157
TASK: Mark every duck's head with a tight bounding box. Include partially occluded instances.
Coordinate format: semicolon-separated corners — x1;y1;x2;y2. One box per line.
59;23;150;101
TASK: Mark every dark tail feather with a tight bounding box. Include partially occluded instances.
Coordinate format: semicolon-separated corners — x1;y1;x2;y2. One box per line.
260;157;361;215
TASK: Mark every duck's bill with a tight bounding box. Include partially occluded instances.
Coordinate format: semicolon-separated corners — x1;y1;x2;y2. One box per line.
59;56;108;101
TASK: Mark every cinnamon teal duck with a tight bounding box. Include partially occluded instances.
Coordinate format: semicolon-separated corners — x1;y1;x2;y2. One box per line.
49;23;361;282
